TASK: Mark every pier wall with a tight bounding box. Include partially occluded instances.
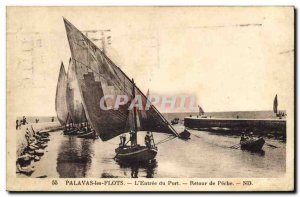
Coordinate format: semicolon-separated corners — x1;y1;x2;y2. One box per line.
184;117;286;138
16;122;62;157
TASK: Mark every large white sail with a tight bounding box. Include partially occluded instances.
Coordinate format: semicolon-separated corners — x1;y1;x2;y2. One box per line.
55;62;68;125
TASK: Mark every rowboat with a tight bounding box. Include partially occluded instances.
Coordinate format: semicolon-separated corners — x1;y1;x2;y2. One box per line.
171;118;179;125
115;146;158;161
179;129;191;140
240;138;265;151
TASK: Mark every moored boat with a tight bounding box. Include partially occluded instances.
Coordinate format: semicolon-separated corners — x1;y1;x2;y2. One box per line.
171;118;179;125
77;129;96;139
240;138;265;151
178;129;191;140
115;145;158;161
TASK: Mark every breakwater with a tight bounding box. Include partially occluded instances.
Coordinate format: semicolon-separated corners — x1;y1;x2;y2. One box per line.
16;122;62;157
184;117;286;139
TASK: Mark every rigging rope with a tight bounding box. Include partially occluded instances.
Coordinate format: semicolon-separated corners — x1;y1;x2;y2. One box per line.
155;135;176;145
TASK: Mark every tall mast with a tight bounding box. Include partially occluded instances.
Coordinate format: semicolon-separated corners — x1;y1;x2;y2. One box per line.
132;78;138;146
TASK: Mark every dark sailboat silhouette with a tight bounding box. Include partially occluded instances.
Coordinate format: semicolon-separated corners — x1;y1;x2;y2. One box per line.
273;94;286;119
198;105;207;118
63;18;181;161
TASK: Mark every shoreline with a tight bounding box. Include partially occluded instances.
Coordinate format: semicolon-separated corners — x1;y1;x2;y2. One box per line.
16;122;63;157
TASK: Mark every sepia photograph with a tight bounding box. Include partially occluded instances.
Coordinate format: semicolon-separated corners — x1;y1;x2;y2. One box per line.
6;6;294;192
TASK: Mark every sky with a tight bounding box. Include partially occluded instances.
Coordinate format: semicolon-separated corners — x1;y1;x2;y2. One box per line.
7;7;294;116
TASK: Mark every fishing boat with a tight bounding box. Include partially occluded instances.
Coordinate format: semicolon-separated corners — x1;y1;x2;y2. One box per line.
114;80;158;161
273;94;286;119
240;138;265;151
178;129;191;140
171;118;179;125
63;18;184;161
198;105;207;118
55;59;96;138
55;63;68;126
66;59;85;129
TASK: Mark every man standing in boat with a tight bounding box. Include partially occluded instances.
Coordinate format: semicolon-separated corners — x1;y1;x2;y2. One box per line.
240;132;247;142
145;131;152;149
119;134;126;147
129;130;136;146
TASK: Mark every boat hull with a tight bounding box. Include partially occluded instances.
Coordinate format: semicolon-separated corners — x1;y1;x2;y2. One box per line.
63;128;78;135
77;130;96;139
115;146;157;162
179;130;191;140
241;138;265;151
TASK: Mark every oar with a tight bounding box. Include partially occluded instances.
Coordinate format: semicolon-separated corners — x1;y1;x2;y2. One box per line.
265;142;278;148
190;133;201;138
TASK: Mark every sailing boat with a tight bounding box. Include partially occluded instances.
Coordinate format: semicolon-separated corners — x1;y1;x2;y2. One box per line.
65;57;96;138
63;18;184;161
273;94;286;119
77;104;96;139
55;62;68;125
198;105;207;118
66;58;84;128
114;79;158;161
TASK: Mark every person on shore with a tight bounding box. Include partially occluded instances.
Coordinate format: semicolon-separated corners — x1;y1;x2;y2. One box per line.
16;120;19;130
19;120;22;129
22;116;28;125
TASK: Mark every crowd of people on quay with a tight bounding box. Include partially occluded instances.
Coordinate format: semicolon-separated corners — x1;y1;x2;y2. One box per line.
16;126;50;176
16;116;28;130
16;116;57;130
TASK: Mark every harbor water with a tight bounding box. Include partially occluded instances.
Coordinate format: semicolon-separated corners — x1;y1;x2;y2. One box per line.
17;124;286;178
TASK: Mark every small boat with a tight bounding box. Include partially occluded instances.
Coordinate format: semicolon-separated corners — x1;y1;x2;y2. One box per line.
178;129;191;140
17;154;34;166
38;132;49;138
171;118;179;125
34;156;40;161
36;143;47;149
240;138;265;151
115;145;158;162
16;164;35;176
34;149;44;156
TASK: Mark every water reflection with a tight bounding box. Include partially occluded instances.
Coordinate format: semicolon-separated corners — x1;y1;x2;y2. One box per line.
30;130;285;178
244;149;265;156
115;159;157;178
56;136;94;178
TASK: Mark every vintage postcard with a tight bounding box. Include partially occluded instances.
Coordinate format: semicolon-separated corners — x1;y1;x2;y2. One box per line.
6;6;294;192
